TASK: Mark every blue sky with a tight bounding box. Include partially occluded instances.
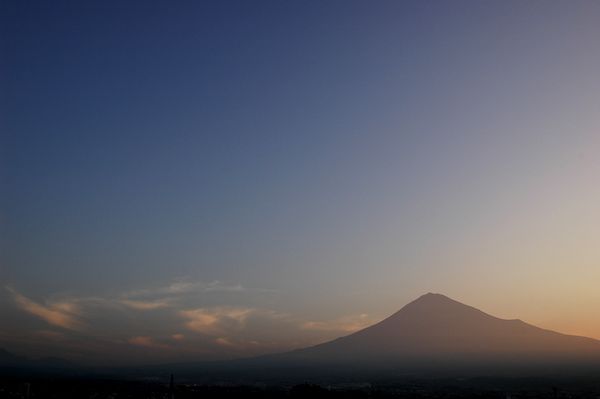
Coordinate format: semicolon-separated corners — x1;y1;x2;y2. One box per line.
2;1;600;365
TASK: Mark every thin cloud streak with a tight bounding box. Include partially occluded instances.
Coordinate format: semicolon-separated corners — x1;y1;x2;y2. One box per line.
123;279;247;300
6;287;83;331
302;313;373;333
179;307;259;335
119;298;172;310
4;283;378;361
128;336;170;350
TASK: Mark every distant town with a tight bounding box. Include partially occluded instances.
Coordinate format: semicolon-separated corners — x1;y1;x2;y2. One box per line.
3;375;600;399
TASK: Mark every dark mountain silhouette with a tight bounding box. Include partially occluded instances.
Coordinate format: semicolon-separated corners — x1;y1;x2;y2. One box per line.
145;294;600;382
280;293;600;364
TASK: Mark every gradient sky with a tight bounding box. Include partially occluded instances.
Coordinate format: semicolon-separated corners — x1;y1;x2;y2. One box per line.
1;0;600;365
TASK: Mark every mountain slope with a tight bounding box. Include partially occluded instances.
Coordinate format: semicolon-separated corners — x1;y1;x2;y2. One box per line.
131;294;600;381
279;293;600;364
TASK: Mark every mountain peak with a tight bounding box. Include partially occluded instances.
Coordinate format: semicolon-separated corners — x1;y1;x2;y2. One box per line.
268;293;600;375
399;292;471;312
417;292;451;301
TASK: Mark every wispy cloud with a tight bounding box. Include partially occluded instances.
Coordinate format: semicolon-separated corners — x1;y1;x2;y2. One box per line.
179;306;261;335
112;279;252;312
119;298;172;310
177;306;328;353
128;336;170;350
302;313;373;333
123;279;246;300
171;333;185;341
6;287;83;331
214;337;236;347
4;281;378;361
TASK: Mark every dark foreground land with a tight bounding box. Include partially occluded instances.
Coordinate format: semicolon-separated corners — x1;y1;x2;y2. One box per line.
3;375;600;399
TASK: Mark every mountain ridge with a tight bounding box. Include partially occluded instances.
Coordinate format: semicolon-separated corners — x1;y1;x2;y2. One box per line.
272;292;600;365
152;293;600;381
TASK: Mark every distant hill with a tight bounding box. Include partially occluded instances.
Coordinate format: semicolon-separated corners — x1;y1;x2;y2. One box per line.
0;348;28;367
0;348;75;373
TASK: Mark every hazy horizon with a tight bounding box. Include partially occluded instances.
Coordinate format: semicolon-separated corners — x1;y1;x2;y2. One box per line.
2;292;600;367
2;0;600;366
